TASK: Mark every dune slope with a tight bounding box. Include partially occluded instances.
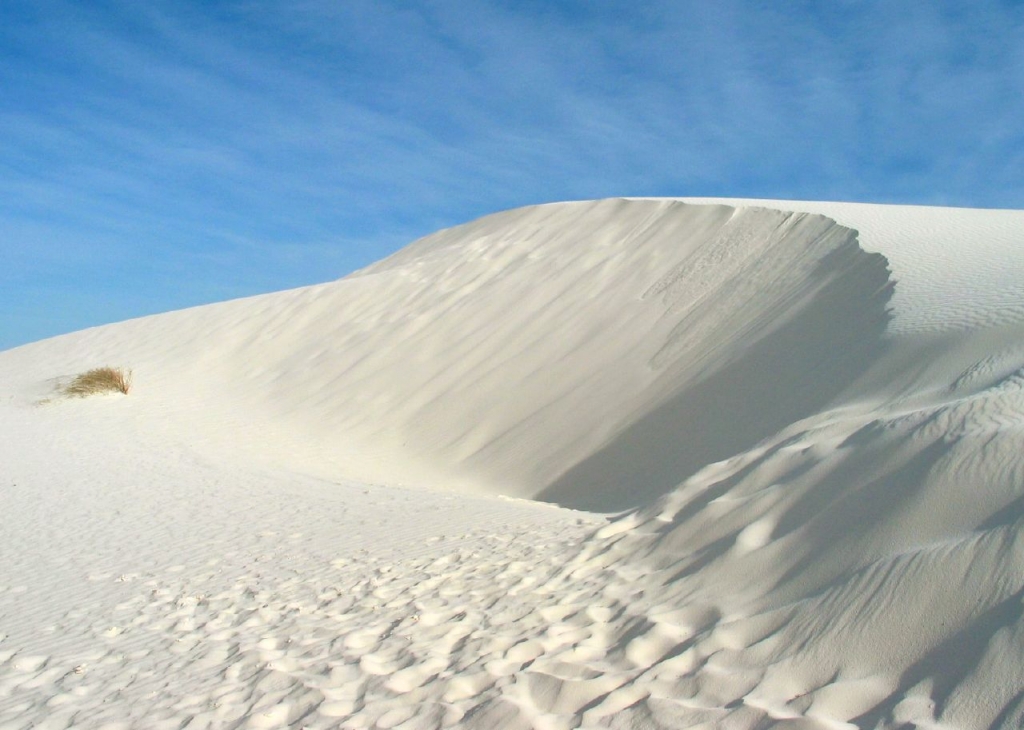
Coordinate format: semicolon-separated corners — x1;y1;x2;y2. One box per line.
2;198;1024;729
0;199;891;511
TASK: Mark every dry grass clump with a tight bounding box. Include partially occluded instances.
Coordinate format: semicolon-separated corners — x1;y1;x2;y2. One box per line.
63;367;133;397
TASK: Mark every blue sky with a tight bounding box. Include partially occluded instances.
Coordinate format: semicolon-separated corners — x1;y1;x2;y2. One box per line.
2;0;1022;350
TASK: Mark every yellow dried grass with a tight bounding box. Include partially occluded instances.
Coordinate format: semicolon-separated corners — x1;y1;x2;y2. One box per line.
63;367;133;397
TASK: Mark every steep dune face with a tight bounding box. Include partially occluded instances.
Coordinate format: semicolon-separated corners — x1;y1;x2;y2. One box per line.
0;199;891;511
538;231;891;511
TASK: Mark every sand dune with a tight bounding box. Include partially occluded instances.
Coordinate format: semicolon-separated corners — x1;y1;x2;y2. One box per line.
2;198;1024;728
0;200;893;510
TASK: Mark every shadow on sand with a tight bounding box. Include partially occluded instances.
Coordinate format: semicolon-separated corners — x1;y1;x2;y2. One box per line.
538;239;894;512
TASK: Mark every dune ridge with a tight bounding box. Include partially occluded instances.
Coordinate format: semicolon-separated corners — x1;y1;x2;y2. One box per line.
2;198;1024;728
0;199;891;510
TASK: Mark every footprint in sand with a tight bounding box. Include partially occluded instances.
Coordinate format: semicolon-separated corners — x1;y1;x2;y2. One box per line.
10;654;48;672
359;650;410;677
384;656;448;693
443;672;495;702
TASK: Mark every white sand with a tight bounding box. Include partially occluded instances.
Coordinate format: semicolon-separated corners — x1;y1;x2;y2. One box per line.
2;198;1023;728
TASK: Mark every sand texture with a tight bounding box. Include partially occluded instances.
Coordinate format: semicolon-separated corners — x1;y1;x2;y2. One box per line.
2;198;1024;728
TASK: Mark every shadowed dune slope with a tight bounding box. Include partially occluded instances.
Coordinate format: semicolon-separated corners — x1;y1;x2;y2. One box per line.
538;230;891;511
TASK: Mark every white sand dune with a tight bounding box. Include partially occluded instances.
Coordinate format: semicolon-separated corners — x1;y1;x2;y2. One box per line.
2;198;1024;728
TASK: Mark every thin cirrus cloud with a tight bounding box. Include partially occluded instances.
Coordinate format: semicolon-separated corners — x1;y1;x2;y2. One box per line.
1;0;1022;350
